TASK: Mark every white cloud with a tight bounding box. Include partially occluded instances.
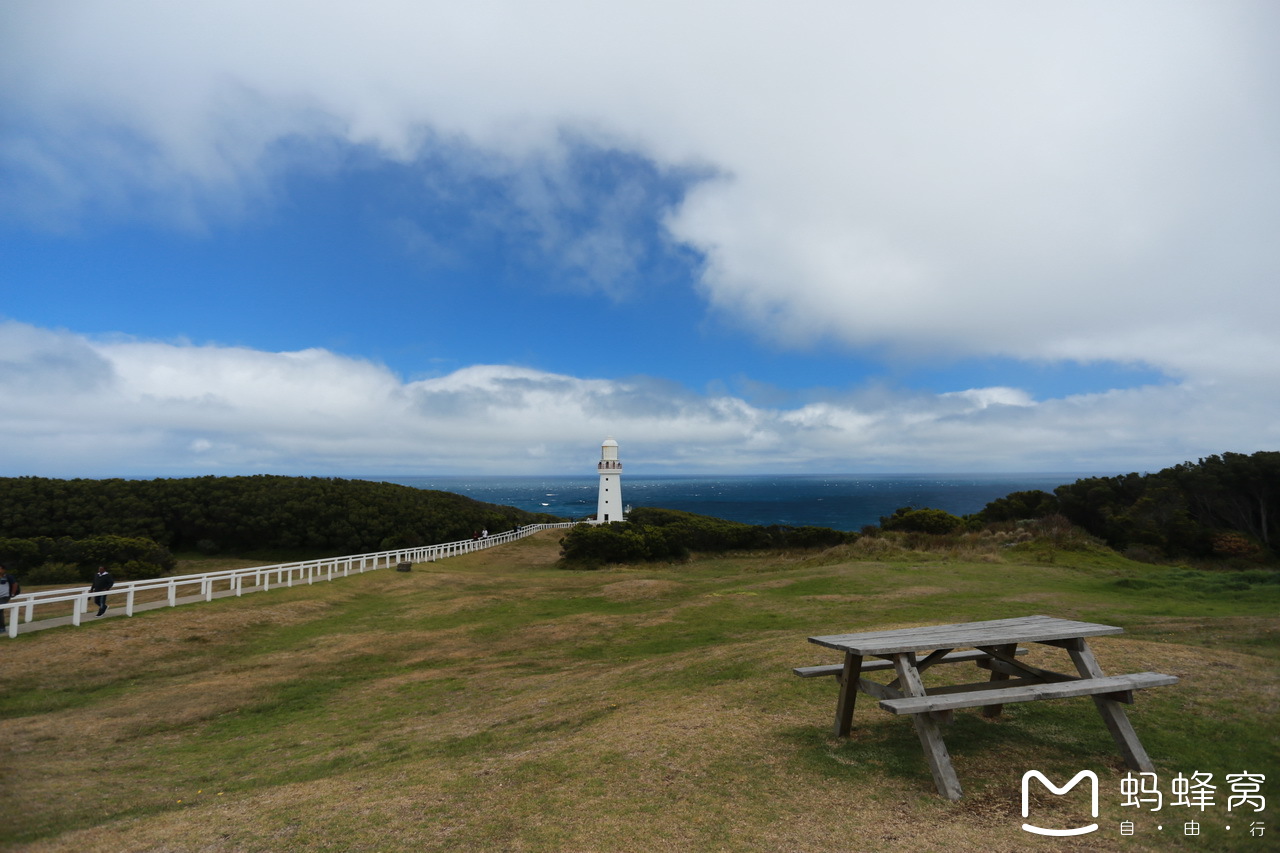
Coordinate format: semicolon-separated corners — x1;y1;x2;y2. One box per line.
2;1;1277;480
0;322;1273;477
3;1;1276;381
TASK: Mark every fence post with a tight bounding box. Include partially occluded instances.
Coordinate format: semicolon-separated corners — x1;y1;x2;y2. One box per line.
126;588;136;617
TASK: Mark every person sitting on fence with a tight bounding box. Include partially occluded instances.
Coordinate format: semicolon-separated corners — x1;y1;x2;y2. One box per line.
90;566;115;617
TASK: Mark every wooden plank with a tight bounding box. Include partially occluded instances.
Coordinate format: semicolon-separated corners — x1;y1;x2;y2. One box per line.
793;648;1028;677
914;647;958;674
1067;641;1165;772
981;642;1016;718
886;647;955;693
832;653;863;737
878;672;1178;715
918;677;1047;697
894;653;964;801
855;678;904;701
975;651;1078;683
810;615;1123;656
792;664;845;678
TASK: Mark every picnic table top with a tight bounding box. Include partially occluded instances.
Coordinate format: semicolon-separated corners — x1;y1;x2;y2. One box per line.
808;614;1124;656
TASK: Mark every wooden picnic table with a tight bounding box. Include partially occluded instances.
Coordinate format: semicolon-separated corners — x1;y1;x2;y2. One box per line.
798;615;1178;800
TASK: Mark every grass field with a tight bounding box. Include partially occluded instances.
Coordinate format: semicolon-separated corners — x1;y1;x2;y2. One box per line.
3;531;1277;852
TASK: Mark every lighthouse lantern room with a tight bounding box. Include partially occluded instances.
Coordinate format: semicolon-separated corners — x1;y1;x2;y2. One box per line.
596;437;623;523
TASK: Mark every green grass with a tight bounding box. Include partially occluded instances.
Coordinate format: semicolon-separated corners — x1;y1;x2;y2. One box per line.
3;534;1276;852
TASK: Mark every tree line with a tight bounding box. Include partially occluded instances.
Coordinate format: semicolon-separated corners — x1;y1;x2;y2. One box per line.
884;451;1278;562
559;506;856;567
3;451;1272;580
0;475;564;581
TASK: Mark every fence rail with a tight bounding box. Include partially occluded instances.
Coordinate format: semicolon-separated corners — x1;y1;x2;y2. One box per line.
2;523;578;638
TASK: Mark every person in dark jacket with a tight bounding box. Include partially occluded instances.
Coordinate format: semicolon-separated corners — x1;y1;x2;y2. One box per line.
0;564;15;631
90;566;114;617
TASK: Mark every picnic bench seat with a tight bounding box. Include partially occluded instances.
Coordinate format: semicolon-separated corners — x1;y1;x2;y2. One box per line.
800;617;1180;799
878;671;1179;715
792;648;1025;678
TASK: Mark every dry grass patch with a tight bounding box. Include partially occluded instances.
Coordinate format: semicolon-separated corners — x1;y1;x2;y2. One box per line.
597;578;685;601
4;535;1275;852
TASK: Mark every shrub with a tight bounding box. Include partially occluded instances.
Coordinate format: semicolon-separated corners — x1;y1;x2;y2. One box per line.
22;562;83;586
71;535;177;575
1212;532;1262;559
974;490;1060;523
0;537;43;573
558;510;853;567
879;507;965;535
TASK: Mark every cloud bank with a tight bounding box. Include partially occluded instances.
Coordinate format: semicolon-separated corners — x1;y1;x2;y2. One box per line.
1;3;1276;475
2;322;1272;477
4;2;1277;377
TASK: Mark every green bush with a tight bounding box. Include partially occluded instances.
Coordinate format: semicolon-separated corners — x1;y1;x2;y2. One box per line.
22;562;83;586
558;509;853;567
973;490;1060;523
0;535;176;581
0;537;43;573
879;507;965;535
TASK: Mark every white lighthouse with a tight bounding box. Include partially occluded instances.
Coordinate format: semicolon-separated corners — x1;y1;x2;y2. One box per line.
595;437;624;523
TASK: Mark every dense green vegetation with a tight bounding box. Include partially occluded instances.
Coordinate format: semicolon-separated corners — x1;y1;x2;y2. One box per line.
0;476;563;579
2;450;1273;581
878;506;966;535
566;450;1279;569
559;506;856;567
0;534;178;583
870;452;1277;565
966;451;1278;562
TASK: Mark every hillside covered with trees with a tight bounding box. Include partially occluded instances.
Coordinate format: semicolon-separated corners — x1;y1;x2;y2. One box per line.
0;475;564;580
890;451;1279;563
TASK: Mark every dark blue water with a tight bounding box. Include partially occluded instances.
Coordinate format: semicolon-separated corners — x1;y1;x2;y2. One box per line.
373;474;1087;531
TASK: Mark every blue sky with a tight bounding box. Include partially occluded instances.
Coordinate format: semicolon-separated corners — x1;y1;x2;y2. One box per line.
2;1;1277;477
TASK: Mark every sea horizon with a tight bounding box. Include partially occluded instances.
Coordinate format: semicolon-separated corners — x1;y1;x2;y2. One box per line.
371;472;1104;532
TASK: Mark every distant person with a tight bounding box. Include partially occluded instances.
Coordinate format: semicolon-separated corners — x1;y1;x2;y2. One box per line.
90;566;115;617
481;529;488;538
0;564;17;632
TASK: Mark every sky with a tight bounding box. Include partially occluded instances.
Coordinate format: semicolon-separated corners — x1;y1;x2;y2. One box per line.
1;1;1277;478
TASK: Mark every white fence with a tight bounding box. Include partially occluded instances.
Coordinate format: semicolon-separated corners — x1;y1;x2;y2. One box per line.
1;522;578;638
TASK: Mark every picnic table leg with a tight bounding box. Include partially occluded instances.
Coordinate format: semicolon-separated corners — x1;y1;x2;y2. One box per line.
1064;639;1156;773
833;653;864;737
982;643;1017;718
892;652;963;800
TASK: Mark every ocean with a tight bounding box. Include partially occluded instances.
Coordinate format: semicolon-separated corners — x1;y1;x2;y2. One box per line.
375;473;1089;532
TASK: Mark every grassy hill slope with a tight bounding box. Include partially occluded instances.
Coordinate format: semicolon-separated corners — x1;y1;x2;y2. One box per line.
3;532;1276;852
